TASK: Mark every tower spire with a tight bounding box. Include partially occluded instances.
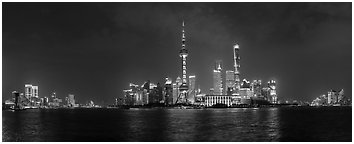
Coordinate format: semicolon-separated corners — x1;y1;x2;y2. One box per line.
182;20;186;49
176;20;189;104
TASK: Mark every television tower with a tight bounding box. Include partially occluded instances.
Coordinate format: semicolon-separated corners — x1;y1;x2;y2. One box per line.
233;43;241;95
176;21;189;104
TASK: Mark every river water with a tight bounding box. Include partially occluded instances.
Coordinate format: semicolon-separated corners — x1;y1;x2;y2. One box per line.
2;106;351;142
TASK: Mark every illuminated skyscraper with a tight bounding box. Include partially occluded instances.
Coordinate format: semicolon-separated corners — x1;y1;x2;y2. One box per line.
225;70;235;95
233;43;241;95
68;94;75;107
327;90;336;104
12;91;20;108
176;76;182;87
188;75;196;91
25;84;38;99
240;79;253;99
172;83;178;104
176;21;189;104
188;75;196;103
268;80;277;104
25;84;39;106
173;77;182;104
252;80;262;98
338;89;345;104
164;77;173;105
213;60;223;95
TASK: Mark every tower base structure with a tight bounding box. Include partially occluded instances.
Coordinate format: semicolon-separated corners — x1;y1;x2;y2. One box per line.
175;91;189;105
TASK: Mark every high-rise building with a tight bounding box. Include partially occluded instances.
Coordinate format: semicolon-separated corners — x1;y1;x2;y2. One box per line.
225;70;235;95
252;80;262;98
172;82;178;104
261;87;270;102
25;84;39;106
164;77;173;105
142;80;150;105
33;86;38;98
233;43;241;95
268;80;277;104
338;89;345;104
240;79;253;99
155;83;164;103
176;76;182;87
25;84;34;99
213;60;223;95
173;77;182;104
142;89;149;105
122;83;144;106
188;75;196;104
327;90;337;104
12;91;20;108
68;94;75;107
188;75;196;91
177;21;189;104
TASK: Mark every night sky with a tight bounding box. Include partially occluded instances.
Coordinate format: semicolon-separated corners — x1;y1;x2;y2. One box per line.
3;3;351;104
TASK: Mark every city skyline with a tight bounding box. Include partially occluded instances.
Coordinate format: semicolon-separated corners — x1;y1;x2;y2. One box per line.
3;3;351;104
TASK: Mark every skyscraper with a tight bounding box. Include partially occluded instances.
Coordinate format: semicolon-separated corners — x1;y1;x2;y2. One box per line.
176;76;182;87
188;75;196;103
25;84;38;99
188;75;196;91
68;94;76;107
233;43;241;95
327;90;336;104
164;77;173;105
12;91;20;108
268;80;277;104
213;60;223;95
176;21;189;104
240;79;253;99
338;89;345;104
225;70;235;95
25;84;39;106
252;80;262;98
172;82;178;104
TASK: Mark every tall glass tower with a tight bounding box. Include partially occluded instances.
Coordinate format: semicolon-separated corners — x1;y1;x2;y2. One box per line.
213;60;223;95
233;43;241;95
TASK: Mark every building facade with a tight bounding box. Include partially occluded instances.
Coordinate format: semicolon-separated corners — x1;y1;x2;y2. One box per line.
233;43;241;95
25;84;39;106
268;80;277;104
213;60;223;95
252;80;263;99
205;95;232;107
225;70;235;95
164;77;173;105
188;75;196;104
68;94;76;107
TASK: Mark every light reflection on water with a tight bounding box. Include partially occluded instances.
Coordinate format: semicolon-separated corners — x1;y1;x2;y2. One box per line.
2;107;351;142
124;108;280;141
